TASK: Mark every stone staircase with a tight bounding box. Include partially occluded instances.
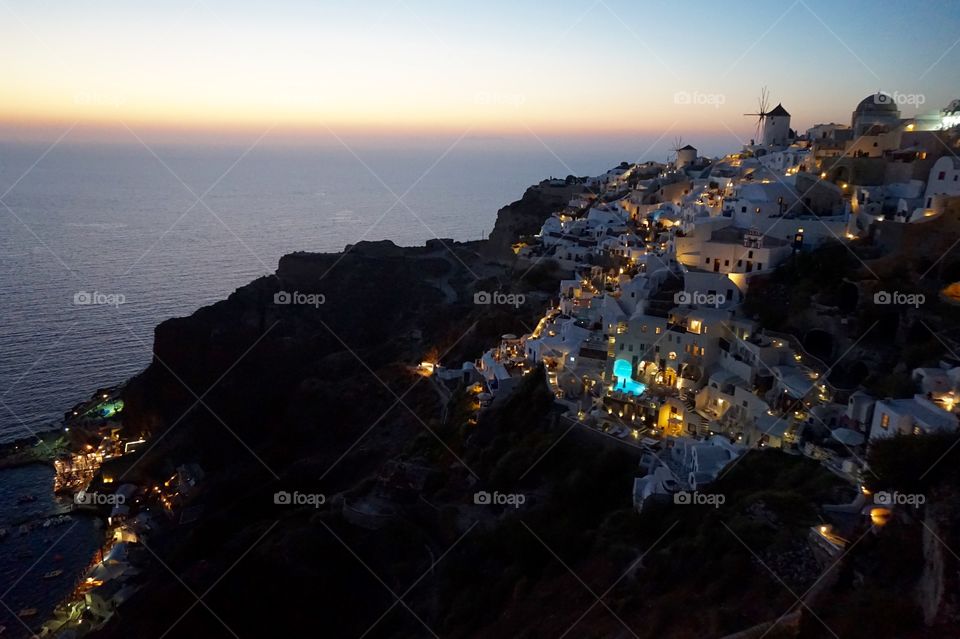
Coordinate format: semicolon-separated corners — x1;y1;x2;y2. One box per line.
681;390;711;435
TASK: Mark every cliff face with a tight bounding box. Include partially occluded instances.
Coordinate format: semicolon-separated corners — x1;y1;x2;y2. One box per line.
919;494;960;626
483;180;582;260
118;241;475;480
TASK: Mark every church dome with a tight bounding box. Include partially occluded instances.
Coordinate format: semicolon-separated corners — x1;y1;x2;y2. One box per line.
856;93;899;113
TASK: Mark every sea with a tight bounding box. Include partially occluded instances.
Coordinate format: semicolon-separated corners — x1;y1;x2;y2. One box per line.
0;135;644;632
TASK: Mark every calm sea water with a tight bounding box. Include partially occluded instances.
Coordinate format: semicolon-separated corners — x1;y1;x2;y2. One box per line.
0;464;101;636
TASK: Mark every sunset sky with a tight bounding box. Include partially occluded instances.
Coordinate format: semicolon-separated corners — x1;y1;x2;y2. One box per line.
2;0;958;151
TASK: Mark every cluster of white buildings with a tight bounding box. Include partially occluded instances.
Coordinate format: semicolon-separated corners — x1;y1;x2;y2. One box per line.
458;91;960;510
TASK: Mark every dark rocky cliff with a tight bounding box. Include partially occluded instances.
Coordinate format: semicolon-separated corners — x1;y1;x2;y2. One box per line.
483;179;582;259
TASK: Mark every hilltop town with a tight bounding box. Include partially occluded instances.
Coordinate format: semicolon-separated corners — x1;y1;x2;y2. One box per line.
467;92;960;508
22;92;960;639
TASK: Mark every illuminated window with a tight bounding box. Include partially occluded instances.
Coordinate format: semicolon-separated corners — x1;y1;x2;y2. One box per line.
912;426;921;436
881;413;890;429
655;327;661;335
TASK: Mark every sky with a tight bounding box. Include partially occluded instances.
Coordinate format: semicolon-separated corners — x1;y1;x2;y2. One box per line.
1;0;959;156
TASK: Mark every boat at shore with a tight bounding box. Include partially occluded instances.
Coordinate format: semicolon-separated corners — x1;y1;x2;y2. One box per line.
43;569;63;579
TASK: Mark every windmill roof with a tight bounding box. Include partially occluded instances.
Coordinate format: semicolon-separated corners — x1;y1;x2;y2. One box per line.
767;103;790;117
678;144;697;151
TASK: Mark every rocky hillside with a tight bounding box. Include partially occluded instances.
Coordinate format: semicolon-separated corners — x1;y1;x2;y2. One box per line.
483;179;583;260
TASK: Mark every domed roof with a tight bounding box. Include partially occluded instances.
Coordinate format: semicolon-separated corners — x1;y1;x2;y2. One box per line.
856;93;899;113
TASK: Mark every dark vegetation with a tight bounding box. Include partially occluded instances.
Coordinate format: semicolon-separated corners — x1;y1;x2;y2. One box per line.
743;239;957;396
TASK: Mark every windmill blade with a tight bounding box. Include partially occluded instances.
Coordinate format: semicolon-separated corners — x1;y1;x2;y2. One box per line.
758;86;770;115
743;87;771;144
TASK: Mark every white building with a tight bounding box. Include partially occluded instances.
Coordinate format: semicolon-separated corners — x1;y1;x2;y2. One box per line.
869;395;958;441
633;463;680;513
923;156;960;207
763;104;792;147
676;144;698;169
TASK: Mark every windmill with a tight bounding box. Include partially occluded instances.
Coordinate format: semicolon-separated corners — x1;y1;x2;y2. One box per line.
743;87;771;145
669;136;684;165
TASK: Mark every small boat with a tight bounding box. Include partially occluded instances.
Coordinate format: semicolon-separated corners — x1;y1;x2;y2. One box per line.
43;569;63;579
18;608;37;618
42;519;52;528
